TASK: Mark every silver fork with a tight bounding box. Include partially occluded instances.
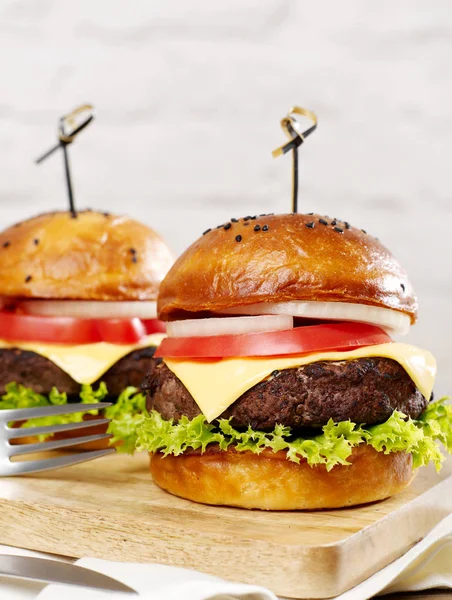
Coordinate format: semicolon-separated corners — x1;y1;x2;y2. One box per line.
0;402;115;476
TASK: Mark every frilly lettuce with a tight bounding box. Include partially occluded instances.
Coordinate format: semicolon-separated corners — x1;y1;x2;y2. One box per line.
2;381;450;470
0;382;109;441
105;386;147;453
135;398;452;472
0;382;146;450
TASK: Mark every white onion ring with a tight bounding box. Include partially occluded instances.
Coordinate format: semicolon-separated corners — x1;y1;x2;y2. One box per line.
167;314;293;338
18;300;157;320
216;301;410;336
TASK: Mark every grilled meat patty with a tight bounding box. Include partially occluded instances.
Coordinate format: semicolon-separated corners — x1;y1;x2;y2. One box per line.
143;357;428;429
0;346;157;397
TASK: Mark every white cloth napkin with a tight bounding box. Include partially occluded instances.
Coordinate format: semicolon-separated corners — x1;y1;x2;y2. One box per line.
36;560;278;600
0;513;448;600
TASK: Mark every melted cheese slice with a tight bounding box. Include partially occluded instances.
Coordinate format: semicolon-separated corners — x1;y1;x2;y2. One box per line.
0;334;165;385
165;343;436;422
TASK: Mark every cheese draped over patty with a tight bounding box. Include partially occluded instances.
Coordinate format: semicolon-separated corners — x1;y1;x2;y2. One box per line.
164;343;436;422
0;334;165;385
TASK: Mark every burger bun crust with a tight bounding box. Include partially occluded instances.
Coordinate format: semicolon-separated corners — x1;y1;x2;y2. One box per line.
150;444;414;510
0;210;173;300
158;213;417;323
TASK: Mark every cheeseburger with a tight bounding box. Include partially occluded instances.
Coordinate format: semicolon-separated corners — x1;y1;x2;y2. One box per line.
136;213;451;510
0;209;173;449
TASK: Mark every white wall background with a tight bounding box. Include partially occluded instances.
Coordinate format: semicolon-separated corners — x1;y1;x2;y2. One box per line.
1;0;451;395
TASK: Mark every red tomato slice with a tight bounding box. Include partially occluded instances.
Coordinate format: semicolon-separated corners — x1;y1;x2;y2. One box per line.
0;311;101;345
155;322;392;358
0;312;151;345
142;319;166;334
95;317;146;344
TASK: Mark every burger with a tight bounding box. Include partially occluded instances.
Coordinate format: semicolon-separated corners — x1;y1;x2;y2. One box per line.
0;209;173;450
135;213;451;510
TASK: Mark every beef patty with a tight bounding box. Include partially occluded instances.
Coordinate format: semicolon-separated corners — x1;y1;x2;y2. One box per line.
0;346;157;397
143;358;428;429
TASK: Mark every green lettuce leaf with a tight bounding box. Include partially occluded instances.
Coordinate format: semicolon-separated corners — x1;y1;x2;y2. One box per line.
0;382;109;441
0;382;146;450
104;387;147;453
136;398;452;472
2;380;450;470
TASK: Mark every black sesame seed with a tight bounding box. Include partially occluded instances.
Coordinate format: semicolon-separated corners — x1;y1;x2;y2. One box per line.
305;222;315;229
25;275;32;283
259;213;267;217
243;216;252;221
271;370;279;377
129;248;137;254
319;219;328;226
33;238;39;246
3;241;10;248
224;223;232;231
231;218;238;223
202;228;211;235
254;224;261;232
361;229;367;234
251;215;257;220
401;283;405;292
216;224;223;229
345;222;351;230
331;220;337;226
132;255;138;263
235;235;242;242
262;225;269;232
334;227;344;234
307;212;314;215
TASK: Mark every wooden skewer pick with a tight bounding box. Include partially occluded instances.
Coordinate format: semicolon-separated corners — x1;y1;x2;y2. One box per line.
36;104;96;218
272;106;318;214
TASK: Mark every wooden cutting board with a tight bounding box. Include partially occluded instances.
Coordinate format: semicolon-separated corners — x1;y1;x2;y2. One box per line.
0;453;450;599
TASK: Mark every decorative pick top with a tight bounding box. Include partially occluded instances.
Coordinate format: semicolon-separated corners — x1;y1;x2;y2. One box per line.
36;104;96;218
272;106;318;214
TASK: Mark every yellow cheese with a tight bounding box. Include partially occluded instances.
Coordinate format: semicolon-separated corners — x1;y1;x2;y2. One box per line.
0;334;165;385
165;344;436;422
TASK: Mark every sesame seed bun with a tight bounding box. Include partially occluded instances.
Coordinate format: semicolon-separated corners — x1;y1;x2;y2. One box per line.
157;213;417;323
0;210;174;300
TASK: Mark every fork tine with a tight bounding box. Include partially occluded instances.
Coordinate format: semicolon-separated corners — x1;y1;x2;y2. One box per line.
0;402;112;422
6;448;115;476
6;418;111;440
8;433;112;456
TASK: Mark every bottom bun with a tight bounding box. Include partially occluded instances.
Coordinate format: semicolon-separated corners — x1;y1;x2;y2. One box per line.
11;413;114;451
150;445;415;510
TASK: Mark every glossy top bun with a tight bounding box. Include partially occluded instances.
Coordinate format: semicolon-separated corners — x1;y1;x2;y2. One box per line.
158;213;417;322
0;210;173;300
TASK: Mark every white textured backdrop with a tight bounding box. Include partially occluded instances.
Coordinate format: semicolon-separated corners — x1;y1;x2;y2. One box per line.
0;0;451;395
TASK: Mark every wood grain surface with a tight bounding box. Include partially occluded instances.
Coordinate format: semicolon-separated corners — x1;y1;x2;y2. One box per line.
0;453;450;599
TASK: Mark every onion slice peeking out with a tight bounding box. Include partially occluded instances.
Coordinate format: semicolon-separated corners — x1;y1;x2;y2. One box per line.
216;301;411;336
18;300;157;320
167;314;293;338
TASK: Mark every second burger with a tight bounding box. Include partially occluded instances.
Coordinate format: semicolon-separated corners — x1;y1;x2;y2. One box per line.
0;209;173;449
